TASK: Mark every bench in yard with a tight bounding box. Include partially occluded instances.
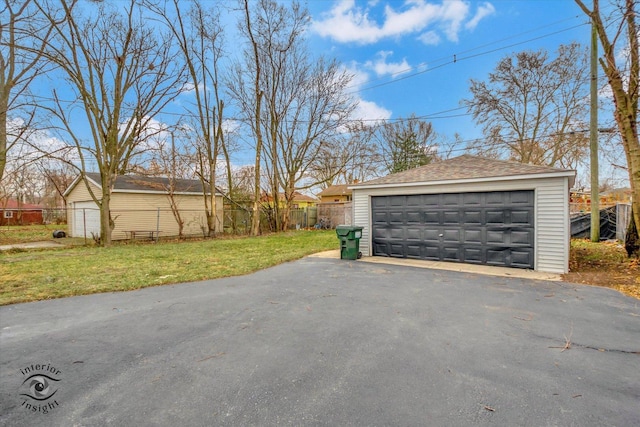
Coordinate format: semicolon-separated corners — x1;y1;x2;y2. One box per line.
124;230;161;241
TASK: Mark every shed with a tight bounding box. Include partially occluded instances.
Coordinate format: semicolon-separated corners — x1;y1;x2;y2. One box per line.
350;155;576;274
64;173;224;240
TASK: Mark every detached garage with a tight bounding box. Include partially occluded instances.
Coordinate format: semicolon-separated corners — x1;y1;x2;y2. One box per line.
64;173;224;240
351;155;576;274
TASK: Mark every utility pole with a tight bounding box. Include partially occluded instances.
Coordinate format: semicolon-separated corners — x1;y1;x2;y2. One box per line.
590;21;600;242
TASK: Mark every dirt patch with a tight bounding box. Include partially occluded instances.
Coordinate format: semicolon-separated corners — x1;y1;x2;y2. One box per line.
562;239;640;300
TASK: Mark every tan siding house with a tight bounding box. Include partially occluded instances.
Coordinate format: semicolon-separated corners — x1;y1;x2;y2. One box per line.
350;155;575;274
65;173;224;240
317;184;352;203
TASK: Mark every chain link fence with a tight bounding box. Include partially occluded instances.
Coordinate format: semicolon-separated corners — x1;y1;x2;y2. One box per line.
4;206;328;240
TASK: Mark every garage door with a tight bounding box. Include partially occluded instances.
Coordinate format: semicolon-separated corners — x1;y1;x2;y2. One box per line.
371;191;534;269
73;201;101;238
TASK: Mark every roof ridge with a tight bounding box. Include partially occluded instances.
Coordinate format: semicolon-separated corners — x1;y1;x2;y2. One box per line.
353;155;575;187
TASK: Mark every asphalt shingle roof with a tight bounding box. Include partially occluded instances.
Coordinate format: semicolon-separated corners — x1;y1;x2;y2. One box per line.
85;173;214;194
317;184;352;197
353;155;574;187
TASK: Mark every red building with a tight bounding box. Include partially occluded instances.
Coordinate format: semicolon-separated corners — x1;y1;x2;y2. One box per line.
0;200;44;226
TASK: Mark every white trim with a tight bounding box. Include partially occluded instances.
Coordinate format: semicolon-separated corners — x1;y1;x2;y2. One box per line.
349;171;576;191
533;187;538;270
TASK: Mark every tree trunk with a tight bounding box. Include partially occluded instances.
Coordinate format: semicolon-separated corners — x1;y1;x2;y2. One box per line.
207;192;217;237
99;188;112;246
574;0;640;252
0;91;7;185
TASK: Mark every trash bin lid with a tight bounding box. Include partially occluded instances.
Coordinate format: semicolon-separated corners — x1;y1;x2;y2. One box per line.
336;225;364;236
336;225;351;236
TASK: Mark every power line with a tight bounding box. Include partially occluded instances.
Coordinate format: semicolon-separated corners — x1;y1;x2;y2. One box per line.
346;14;587;90
354;23;589;93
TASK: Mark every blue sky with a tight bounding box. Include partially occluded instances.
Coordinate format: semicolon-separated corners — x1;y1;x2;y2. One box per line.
302;0;593;147
24;0;624;187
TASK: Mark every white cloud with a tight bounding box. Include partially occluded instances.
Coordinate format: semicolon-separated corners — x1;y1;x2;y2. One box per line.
439;0;468;42
418;30;441;45
351;99;392;123
179;82;207;95
340;64;392;125
312;0;485;44
465;2;495;31
345;61;371;88
365;51;411;77
222;119;241;135
6;117;69;157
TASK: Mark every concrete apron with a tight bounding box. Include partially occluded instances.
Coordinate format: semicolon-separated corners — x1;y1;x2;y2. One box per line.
309;250;562;281
0;241;65;251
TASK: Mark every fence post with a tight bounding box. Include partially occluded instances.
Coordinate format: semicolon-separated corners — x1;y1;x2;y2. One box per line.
156;208;160;243
83;208;87;245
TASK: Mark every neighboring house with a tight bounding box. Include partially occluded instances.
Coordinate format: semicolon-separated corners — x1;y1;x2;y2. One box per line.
64;173;224;240
317;184;352;203
570;188;632;215
351;155;576;274
601;188;632;204
261;192;318;209
0;199;44;226
317;184;354;228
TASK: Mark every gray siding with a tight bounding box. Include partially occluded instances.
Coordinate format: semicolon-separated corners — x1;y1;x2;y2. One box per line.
352;176;571;274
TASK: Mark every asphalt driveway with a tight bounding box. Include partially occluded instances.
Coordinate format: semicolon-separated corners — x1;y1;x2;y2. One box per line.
1;256;639;426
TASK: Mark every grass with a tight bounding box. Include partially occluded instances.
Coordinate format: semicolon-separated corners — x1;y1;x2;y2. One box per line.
0;230;337;306
3;227;638;306
0;224;72;245
563;239;640;300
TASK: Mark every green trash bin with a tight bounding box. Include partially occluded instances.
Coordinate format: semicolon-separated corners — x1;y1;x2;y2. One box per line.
336;225;364;260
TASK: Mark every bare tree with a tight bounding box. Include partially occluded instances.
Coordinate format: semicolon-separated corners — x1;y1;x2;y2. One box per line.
306;121;386;189
1;122;73;206
307;139;353;189
464;43;590;168
38;160;75;209
372;114;439;174
148;0;226;237
574;0;639;254
231;0;356;231
142;127;196;239
275;58;356;230
0;0;56;188
254;0;307;232
228;0;266;236
36;0;186;245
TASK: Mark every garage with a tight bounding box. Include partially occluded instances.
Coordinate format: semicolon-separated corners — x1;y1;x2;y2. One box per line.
351;155;575;274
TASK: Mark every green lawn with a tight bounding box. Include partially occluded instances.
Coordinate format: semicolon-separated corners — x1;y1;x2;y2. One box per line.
0;224;71;245
0;230;337;306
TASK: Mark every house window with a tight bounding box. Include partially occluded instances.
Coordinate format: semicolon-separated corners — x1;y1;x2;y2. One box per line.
3;210;13;219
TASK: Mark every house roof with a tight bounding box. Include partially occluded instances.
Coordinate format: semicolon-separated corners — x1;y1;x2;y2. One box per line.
317;184;352;197
261;191;318;203
0;199;44;210
351;155;576;189
64;173;222;197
